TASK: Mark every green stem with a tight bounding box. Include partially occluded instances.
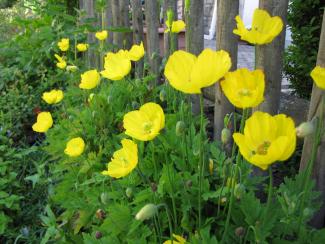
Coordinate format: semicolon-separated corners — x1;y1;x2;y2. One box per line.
152;142;158;181
162;204;174;243
198;94;205;231
264;167;273;220
297;94;324;237
221;164;239;243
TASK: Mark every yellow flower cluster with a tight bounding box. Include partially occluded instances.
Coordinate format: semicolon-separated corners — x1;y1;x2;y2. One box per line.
101;42;145;81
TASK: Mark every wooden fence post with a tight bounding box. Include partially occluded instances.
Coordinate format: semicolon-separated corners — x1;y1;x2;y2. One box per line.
300;10;325;228
105;0;114;44
185;0;204;114
254;0;289;114
120;0;132;49
145;0;161;84
131;0;145;77
213;0;239;141
111;0;123;48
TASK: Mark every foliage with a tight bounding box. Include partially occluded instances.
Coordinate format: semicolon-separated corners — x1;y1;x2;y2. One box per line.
284;0;323;99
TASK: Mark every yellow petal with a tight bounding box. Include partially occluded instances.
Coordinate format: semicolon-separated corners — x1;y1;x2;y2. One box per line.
128;42;145;61
64;137;85;157
32;112;53;133
171;20;186;33
190;49;231;89
164;50;200;93
101;52;131;81
311;66;325;90
79;69;101;89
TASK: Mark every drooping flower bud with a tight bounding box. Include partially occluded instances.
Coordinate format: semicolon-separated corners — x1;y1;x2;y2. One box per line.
185;0;190;12
150;182;157;192
126;187;133;198
66;65;78;72
88;93;95;103
135;203;158;221
296;121;315;138
185;179;192;188
95;209;106;220
95;231;102;239
159;89;167;102
234;183;245;199
209;159;214;175
100;192;109;205
221;128;231;144
176;121;186;136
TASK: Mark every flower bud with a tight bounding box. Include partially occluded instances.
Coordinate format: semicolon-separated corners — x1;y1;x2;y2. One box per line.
303;208;313;218
135;203;158;221
100;192;109;205
126;187;133;198
107;95;112;104
235;227;245;237
167;9;174;26
185;180;192;188
95;209;106;220
176;121;186;136
220;197;227;205
234;184;245;199
88;93;95;103
95;231;102;239
296;121;315;138
226;177;236;188
209;159;214;175
66;65;78;72
21;227;29;237
159;89;167;102
185;0;190;11
132;101;139;110
221;128;231;144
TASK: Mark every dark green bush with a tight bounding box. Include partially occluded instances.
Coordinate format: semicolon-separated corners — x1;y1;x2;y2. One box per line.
284;0;323;99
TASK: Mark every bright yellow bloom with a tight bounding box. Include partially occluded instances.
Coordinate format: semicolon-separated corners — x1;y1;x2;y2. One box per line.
76;43;88;52
163;234;187;244
79;69;101;89
164;49;231;94
311;66;325;90
233;9;283;45
64;137;85;157
101;51;131;81
102;139;138;178
233;111;296;170
32;112;53;133
57;38;69;51
221;68;265;108
123;102;165;141
95;30;108;41
54;54;67;69
165;20;186;33
42;89;64;104
128;42;145;61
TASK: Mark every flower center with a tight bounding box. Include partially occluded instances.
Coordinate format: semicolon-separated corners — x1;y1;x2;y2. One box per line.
238;88;251;97
120;157;128;167
143;122;153;134
256;141;271;155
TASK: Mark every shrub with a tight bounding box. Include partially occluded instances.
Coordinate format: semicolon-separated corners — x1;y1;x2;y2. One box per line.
284;0;323;99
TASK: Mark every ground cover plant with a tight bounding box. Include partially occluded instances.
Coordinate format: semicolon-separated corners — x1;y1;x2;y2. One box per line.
1;0;325;243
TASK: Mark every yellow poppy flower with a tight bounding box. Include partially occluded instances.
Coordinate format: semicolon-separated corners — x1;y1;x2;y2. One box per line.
233;9;283;45
76;43;88;52
163;234;187;244
311;66;325;90
165;20;186;33
57;38;69;51
221;68;265;108
101;51;131;81
95;30;108;41
102;139;138;178
64;137;85;157
123;102;165;141
79;69;101;89
128;42;145;61
32;112;53;133
42;89;64;104
164;49;231;94
54;54;67;69
233;111;296;170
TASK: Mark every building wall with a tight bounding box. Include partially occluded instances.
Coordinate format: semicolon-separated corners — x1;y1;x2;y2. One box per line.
204;0;215;35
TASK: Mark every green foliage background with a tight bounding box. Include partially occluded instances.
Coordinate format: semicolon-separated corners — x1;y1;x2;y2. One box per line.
284;0;323;99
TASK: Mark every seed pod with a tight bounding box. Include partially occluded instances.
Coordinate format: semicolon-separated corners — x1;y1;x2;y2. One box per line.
221;128;231;144
176;121;186;136
209;159;214;175
185;180;192;188
150;182;157;192
132;101;139;110
126;187;133;198
135;204;158;221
